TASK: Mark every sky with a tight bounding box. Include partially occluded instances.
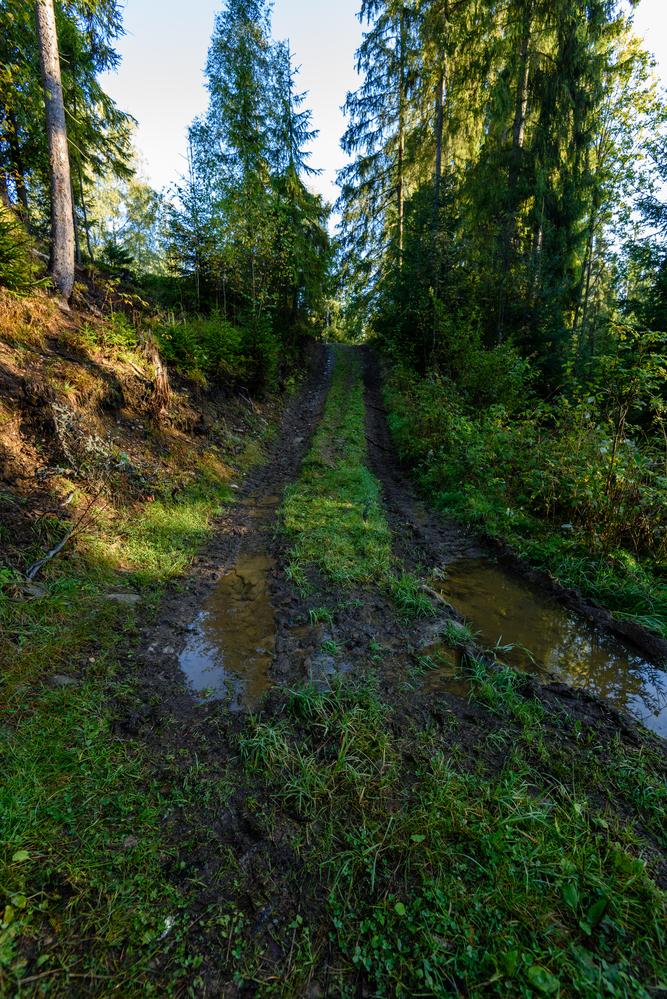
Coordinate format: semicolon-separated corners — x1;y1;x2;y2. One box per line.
102;0;667;206
101;0;363;205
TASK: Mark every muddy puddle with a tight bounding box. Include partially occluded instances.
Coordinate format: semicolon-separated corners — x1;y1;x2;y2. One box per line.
179;494;281;710
434;559;667;738
179;553;276;710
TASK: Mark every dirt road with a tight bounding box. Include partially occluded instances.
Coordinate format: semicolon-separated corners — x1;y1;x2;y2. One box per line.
107;344;666;997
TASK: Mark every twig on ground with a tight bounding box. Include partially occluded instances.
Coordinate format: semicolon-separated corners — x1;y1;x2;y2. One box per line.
421;584;455;612
365;433;392;453
26;489;104;580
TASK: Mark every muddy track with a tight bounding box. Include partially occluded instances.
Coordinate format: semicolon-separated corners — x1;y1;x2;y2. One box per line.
103;343;667;997
121;343;333;732
362;347;667;668
121;342;666;747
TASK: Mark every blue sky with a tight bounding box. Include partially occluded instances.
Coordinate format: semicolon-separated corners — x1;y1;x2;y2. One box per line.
102;0;667;205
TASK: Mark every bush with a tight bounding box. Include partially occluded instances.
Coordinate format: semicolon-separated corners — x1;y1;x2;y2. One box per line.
155;313;250;386
0;206;37;293
155;312;285;393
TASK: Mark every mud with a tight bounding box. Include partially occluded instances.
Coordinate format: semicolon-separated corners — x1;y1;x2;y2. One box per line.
436;558;667;737
362;347;667;737
130;344;334;724
179;553;277;709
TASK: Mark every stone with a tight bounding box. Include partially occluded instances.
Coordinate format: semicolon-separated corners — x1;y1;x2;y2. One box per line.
106;593;141;605
50;674;79;688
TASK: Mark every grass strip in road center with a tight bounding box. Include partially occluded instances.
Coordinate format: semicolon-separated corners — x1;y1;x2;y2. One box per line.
282;346;432;616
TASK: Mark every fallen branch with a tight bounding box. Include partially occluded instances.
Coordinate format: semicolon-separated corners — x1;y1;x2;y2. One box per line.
421;584;455;612
365;433;392;454
26;489;103;581
126;359;150;382
26;528;76;581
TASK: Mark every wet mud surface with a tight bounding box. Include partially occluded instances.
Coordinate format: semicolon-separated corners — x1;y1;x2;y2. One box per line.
112;344;667;997
435;559;667;737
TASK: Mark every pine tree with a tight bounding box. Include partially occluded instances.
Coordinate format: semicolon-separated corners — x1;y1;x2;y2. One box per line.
338;0;420;301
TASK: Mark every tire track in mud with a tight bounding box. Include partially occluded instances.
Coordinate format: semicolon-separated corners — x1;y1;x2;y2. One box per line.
121;343;334;731
112;344;665;997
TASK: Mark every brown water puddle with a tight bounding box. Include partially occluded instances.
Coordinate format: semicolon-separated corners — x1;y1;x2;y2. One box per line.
434;559;667;738
179;553;276;711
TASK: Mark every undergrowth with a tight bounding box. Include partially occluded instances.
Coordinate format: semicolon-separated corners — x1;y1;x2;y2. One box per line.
238;675;667;998
0;403;275;993
384;365;667;639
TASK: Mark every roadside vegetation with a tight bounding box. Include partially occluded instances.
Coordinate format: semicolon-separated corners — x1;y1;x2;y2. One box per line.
338;1;667;642
1;0;666;994
384;344;667;638
0;290;279;992
238;675;666;997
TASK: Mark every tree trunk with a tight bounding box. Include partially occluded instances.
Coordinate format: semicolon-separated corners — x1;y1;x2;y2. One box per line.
72;181;82;266
78;163;95;262
0;172;10;208
35;0;75;302
433;71;444;223
7;110;29;216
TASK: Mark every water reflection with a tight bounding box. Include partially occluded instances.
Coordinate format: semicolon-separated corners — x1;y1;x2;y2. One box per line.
436;560;667;738
179;554;276;711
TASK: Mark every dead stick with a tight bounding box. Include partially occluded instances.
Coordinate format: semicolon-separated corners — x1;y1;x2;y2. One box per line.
26;489;103;581
421;585;455;612
365;433;392;453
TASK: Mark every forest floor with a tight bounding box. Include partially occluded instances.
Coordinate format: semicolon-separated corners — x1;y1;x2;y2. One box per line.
1;331;666;997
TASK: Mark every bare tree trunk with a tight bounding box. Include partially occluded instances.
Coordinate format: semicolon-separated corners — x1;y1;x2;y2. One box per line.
8;110;29;216
0;172;10;208
433;71;444;223
35;0;75;303
72;181;82;266
77;162;95;262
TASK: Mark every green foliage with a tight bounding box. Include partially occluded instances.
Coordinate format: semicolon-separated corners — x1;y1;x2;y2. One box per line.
155;312;282;391
0;682;182;991
156;314;250;385
0;0;133;245
0;206;37;292
166;0;331;353
385;351;667;635
0;392;278;990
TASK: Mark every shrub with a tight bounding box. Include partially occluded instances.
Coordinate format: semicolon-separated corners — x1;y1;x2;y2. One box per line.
0;206;37;293
155;313;250;386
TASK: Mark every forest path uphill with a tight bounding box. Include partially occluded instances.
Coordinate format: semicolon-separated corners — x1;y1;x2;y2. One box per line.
105;344;665;998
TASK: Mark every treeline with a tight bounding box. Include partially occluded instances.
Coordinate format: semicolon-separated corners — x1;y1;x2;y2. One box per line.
339;0;667;633
1;0;331;389
162;0;331;384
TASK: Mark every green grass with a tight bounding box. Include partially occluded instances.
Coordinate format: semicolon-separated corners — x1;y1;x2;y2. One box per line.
282;347;432;616
0;682;182;993
237;677;667;998
0;420;275;993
